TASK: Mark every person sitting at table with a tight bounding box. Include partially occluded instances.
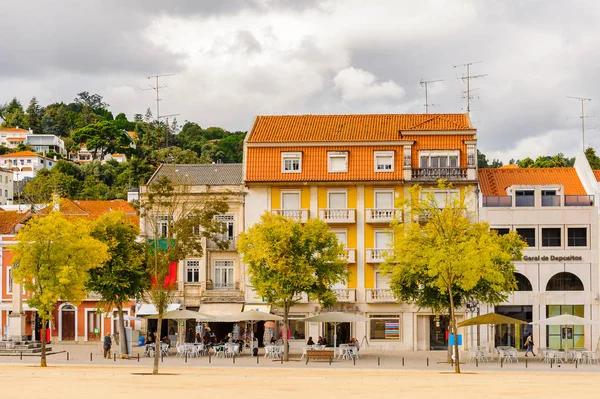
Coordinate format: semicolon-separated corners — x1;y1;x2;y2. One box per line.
317;336;326;345
306;337;315;345
270;336;277;344
235;337;244;353
186;327;195;344
195;332;201;343
161;336;170;346
147;331;155;345
349;338;360;351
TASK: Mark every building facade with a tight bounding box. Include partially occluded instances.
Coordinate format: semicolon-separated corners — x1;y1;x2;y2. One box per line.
478;160;599;351
0;128;29;149
140;164;246;338
244;114;478;350
0;151;57;182
25;134;66;156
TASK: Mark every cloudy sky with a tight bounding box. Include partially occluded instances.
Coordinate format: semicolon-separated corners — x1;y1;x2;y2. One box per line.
2;0;599;163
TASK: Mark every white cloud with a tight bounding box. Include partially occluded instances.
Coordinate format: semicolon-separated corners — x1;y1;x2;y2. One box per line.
333;67;405;102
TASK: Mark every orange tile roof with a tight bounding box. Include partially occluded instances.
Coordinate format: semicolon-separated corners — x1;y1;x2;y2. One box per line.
479;168;587;196
403;134;475;168
500;164;519;169
0;151;39;158
0;211;31;235
247;114;474;143
7;137;26;141
0;128;28;133
593;170;600;181
127;131;137;141
39;199;139;226
246;146;404;182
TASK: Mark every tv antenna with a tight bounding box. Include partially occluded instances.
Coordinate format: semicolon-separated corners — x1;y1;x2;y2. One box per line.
567;96;593;151
420;78;444;114
453;61;487;113
140;73;176;149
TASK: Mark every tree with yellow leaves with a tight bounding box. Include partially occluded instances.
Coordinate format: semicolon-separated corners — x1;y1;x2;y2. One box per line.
11;211;109;367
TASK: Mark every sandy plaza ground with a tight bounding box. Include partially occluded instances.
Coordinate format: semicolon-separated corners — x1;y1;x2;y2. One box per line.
0;364;598;399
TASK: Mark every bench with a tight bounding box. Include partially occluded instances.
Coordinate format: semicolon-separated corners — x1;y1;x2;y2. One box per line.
305;350;334;364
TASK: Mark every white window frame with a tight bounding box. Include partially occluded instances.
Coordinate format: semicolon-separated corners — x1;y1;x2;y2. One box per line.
566;225;589;248
213;260;235;289
420;189;459;208
515;225;537;249
281;152;302;173
331;228;349;249
7;266;13;295
374;189;395;209
374;151;394;172
280;190;302;210
214;214;235;240
186;260;201;283
540;226;563;248
328;151;348;173
327;189;348;209
374;271;391;289
419;150;460;168
374;229;393;249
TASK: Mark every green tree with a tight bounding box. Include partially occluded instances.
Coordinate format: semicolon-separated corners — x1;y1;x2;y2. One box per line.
382;184;525;373
11;211;109;366
87;212;149;358
1;98;26;128
152;146;201;164
198;142;225;163
26;97;44;134
238;213;348;361
22;169;81;207
139;175;229;374
517;157;534;168
218;133;245;163
585;147;600;169
72;121;131;159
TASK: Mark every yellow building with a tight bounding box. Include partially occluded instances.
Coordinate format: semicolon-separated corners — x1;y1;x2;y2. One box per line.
244;114;478;350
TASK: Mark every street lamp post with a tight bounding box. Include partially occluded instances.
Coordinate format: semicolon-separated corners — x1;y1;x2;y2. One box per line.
466;299;481;347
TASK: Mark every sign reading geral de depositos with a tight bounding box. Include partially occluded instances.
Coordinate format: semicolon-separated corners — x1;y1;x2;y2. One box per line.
522;255;583;262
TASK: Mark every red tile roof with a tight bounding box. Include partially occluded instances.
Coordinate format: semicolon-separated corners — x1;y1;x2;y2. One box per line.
593;170;600;181
247;114;474;143
0;211;31;234
0;151;39;158
0;128;28;133
40;199;139;226
479;168;587;196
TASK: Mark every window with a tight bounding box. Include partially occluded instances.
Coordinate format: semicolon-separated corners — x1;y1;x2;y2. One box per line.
281;152;301;173
542;189;560;207
214;214;235;240
375;230;391;249
375;272;390;289
26;160;31;164
516;228;535;247
491;228;510;236
370;315;400;340
419;152;459;168
156;215;170;237
515;190;534;207
421;190;458;209
213;260;235;290
332;230;348;249
288;317;306;340
7;266;13;294
374;190;394;209
328;191;347;209
281;191;300;210
541;228;561;247
374;151;394;172
567;227;587;247
186;260;200;283
328;152;348;173
515;273;533;291
546;273;584;291
3;176;6;183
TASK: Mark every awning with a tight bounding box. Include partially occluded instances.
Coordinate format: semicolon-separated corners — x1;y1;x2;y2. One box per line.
0;303;38;311
244;304;272;313
199;303;244;321
136;303;181;316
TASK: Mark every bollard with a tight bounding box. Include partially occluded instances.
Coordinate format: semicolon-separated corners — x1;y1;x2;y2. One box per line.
427;358;429;367
501;357;503;368
476;358;478;367
67;352;69;361
576;360;578;369
329;357;332;365
20;351;22;360
185;352;188;363
90;353;93;362
138;353;140;362
209;353;212;364
378;357;380;366
281;355;284;365
353;357;356;366
114;353;116;362
402;357;404;367
233;354;235;364
525;358;527;368
550;359;553;369
161;352;163;363
257;355;259;364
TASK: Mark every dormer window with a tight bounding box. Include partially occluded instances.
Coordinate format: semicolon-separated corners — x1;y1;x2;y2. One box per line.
328;151;348;173
515;189;534;207
374;151;394;172
281;152;302;173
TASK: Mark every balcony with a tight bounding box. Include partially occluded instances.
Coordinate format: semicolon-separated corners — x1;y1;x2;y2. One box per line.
206;281;240;291
411;167;468;181
333;289;356;302
366;248;389;263
541;195;560;207
365;289;396;303
319;208;356;223
206;236;237;251
565;195;594;206
345;249;356;263
482;196;512;207
366;208;401;223
515;196;534;207
272;209;309;223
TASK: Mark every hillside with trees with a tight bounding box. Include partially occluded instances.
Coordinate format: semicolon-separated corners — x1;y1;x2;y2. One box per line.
0;93;245;201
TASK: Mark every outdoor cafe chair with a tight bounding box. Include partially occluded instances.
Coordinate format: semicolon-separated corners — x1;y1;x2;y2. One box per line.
586;351;598;364
161;343;170;357
506;348;519;363
301;346;310;360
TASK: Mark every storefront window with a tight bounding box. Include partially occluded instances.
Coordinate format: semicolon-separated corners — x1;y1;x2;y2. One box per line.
288;319;306;340
546;305;585;349
370;315;400;340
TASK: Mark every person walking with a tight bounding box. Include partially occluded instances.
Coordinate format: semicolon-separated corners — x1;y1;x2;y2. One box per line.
103;333;112;359
524;333;535;357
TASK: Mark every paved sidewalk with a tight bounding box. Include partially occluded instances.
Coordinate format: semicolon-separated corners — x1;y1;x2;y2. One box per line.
1;343;598;374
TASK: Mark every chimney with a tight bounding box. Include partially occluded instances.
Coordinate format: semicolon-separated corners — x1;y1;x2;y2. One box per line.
52;193;60;211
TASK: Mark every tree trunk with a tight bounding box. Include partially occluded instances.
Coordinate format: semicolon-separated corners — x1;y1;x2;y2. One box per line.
448;287;460;373
283;301;290;361
117;305;128;359
40;321;47;367
153;315;162;375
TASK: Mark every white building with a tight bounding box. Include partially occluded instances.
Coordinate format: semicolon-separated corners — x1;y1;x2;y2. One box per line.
478;158;599;351
0;168;13;205
25;134;66;156
0;151;57;182
0;128;29;149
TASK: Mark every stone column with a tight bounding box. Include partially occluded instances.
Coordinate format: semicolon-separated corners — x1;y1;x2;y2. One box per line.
7;283;25;341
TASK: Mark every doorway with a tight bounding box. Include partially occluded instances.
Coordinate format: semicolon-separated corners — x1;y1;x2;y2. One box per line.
61;305;76;341
324;322;351;347
429;315;449;350
87;311;101;341
495;306;532;349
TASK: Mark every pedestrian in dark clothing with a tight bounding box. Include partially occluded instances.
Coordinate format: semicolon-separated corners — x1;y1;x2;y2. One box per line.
103;333;112;359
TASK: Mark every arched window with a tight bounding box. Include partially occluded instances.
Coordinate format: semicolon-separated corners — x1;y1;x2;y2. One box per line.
515;273;532;291
546;272;584;291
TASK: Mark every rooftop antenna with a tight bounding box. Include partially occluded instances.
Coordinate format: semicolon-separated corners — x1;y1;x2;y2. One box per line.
420;79;444;114
567;96;593;151
141;73;176;150
453;61;487;113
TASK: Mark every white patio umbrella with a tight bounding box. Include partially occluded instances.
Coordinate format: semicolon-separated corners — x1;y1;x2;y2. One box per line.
530;313;600;351
220;310;283;351
301;312;368;349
